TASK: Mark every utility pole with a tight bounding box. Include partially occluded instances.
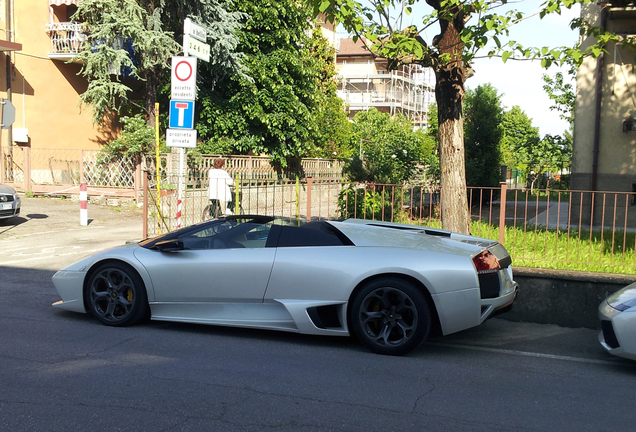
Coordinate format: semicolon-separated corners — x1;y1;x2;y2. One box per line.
4;0;13;181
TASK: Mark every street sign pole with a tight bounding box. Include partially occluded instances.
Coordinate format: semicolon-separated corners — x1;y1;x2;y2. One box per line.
176;25;190;228
172;18;208;228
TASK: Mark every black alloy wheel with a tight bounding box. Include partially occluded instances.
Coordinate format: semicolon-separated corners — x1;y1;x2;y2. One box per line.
85;262;149;326
351;278;431;355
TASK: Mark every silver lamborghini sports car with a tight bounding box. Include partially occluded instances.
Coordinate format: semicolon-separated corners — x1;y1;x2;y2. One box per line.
599;283;636;361
52;216;518;355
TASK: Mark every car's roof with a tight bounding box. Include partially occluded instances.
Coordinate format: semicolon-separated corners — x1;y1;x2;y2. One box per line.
0;183;17;194
139;215;496;255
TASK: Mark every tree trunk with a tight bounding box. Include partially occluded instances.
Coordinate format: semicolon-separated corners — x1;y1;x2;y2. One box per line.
145;65;159;129
433;11;471;234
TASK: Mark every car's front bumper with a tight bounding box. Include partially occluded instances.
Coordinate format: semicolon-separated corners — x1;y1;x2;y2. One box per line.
598;300;636;361
0;195;20;219
52;270;87;313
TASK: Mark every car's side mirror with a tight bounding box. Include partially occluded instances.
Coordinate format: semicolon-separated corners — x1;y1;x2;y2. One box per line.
154;238;184;252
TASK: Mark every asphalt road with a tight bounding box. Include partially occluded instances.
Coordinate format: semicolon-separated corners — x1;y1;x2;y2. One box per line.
1;197;635;431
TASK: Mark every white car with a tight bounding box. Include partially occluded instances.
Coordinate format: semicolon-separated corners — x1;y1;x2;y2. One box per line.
599;283;636;361
52;216;518;355
0;183;20;220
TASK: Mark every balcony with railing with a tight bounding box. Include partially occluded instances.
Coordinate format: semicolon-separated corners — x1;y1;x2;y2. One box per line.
46;22;84;61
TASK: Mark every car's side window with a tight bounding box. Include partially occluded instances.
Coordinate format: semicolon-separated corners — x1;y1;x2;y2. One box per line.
180;221;273;250
239;223;273;248
276;221;352;247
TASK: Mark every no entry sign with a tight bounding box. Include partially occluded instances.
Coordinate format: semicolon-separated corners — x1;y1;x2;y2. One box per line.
171;56;197;100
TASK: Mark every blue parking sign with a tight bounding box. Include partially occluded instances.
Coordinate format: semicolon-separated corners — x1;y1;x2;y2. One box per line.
169;100;195;129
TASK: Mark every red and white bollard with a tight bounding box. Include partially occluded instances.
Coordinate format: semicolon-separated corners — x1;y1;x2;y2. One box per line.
176;198;182;228
80;182;88;226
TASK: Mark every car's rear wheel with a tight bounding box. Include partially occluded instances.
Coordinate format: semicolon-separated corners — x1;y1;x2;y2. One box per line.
351;278;431;356
85;262;149;327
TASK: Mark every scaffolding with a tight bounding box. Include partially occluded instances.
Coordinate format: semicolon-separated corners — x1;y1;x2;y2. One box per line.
337;65;435;129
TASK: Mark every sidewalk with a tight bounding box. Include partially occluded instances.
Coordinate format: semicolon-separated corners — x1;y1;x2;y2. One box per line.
0;196;143;271
528;201;570;229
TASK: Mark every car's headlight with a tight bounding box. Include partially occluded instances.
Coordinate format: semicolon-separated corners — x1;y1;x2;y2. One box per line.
612;298;636;312
606;283;636;312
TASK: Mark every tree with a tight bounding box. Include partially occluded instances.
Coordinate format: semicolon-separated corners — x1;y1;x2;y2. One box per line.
500;105;540;180
542;62;576;127
500;105;571;190
526;133;572;191
195;0;351;165
345;108;436;184
464;83;503;189
312;0;632;234
74;0;246;127
74;0;180;125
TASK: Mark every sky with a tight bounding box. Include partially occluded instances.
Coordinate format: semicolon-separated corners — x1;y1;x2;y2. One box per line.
406;0;581;136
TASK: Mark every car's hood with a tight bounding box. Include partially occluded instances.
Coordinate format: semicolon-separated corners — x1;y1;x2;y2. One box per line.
0;183;16;194
58;243;141;272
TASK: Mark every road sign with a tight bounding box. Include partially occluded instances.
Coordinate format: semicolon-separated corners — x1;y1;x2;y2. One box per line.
166;129;197;148
169;100;195;129
171;57;197;100
187;37;210;62
184;18;207;42
1;99;15;129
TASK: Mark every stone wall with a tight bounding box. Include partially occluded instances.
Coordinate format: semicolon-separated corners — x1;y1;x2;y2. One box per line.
501;267;636;329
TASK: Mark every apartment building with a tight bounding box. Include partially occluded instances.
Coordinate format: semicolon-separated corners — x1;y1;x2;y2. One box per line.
1;0;103;186
335;37;435;129
571;1;636;225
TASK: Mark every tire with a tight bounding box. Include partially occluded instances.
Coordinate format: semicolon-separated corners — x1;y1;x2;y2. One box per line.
85;262;149;327
350;278;431;356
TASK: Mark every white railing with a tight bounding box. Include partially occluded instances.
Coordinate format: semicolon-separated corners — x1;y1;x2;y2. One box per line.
45;22;84;56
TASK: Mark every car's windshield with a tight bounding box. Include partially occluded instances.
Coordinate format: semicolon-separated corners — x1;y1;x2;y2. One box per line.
180;218;276;250
139;215;301;249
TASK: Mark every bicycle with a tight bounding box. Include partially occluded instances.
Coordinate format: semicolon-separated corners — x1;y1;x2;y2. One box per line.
202;190;243;222
201;199;222;222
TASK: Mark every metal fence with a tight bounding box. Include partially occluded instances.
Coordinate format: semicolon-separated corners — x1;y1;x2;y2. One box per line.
168;153;345;181
143;172;343;237
144;177;636;274
1;149;343;198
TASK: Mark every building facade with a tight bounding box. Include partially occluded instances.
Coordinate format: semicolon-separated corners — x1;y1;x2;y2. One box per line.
571;1;636;225
334;37;435;129
1;0;103;186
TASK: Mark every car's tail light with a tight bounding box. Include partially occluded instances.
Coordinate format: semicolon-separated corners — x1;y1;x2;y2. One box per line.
473;250;501;274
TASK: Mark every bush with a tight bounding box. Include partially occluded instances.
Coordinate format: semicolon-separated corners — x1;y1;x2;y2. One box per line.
338;184;413;222
98;114;158;162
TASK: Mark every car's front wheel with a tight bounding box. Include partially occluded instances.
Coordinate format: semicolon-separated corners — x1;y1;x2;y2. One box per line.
350;278;431;355
85;262;149;326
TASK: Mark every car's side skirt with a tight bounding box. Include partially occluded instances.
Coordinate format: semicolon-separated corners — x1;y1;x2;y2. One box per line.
149;301;350;336
150;301;296;331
